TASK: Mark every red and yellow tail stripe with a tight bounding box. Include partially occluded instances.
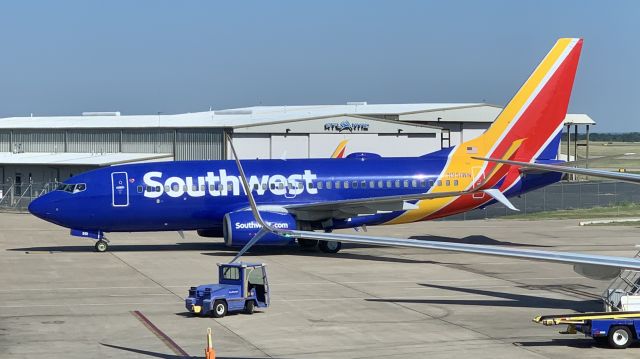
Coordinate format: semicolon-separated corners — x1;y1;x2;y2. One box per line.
330;140;348;159
387;38;583;224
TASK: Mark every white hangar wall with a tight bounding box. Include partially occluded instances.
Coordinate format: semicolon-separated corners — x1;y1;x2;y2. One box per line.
229;115;441;159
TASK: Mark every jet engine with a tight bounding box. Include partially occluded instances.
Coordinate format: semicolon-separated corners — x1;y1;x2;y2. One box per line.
223;210;297;247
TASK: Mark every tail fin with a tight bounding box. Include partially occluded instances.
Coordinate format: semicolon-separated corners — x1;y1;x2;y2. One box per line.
467;38;582;162
461;38;582;187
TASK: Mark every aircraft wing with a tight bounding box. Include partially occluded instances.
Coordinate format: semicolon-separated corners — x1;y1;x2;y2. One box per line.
226;133;640;278
284;188;517;221
278;229;640;275
475;157;640;184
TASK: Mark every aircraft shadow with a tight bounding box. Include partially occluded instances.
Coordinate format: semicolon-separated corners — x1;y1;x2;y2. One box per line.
366;283;602;312
8;242;226;253
101;343;277;358
409;235;552;248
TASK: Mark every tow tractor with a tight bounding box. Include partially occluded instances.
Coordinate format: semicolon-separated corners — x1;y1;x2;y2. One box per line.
534;311;640;349
186;262;269;318
534;248;640;349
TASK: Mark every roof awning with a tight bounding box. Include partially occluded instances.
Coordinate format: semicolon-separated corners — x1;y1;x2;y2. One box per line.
0;152;173;166
563;114;595;125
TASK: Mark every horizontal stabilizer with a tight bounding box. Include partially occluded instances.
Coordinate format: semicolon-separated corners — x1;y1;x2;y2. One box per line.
483;189;519;211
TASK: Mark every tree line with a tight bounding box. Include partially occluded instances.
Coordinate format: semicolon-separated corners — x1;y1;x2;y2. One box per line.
562;133;640;142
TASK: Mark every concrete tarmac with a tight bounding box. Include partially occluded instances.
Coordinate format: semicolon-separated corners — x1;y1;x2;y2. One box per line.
1;213;639;358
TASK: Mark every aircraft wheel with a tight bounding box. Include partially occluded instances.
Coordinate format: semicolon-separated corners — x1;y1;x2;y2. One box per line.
318;241;341;254
298;238;318;249
244;300;255;314
608;326;632;349
212;300;228;318
95;240;108;252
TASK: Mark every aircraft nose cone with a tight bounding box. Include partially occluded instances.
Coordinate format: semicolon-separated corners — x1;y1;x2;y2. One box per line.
28;195;52;220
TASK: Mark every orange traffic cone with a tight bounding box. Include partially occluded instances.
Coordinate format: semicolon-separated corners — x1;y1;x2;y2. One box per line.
205;328;215;359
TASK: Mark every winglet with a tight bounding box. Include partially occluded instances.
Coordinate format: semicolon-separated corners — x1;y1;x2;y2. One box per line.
226;134;280;262
226;133;274;232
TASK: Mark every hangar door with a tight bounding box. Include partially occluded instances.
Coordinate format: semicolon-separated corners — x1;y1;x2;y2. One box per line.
231;134;271;159
271;134;309;159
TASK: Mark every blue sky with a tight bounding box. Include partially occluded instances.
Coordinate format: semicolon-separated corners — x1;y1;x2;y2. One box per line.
0;1;638;132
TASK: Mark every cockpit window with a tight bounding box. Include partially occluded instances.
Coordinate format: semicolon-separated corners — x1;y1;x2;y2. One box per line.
56;183;87;193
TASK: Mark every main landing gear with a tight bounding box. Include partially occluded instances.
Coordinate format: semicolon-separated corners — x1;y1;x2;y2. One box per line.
297;230;342;254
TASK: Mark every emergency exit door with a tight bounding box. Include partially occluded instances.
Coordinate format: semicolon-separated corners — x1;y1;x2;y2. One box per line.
111;172;129;207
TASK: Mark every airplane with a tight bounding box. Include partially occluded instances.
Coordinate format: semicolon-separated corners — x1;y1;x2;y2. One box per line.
28;38;604;267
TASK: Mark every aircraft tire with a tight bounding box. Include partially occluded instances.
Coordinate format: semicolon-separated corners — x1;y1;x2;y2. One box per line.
608;326;632;349
318;241;341;254
298;238;318;249
212;300;228;318
244;300;255;314
95;240;108;252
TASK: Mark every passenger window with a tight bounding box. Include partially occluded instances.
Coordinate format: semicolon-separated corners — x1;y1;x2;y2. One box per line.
201;185;206;191
446;180;451;186
326;181;332;189
156;186;161;192
437;180;442;186
352;181;358;189
172;184;180;191
335;181;341;189
317;181;323;190
411;179;417;188
420;179;426;187
210;185;216;191
309;182;315;189
165;185;170;192
343;181;349;189
137;185;143;193
270;183;276;190
403;180;409;188
377;180;383;188
429;179;434;186
277;183;284;190
262;183;268;190
370;180;375;188
454;180;459;186
386;180;392;188
394;180;400;188
360;180;367;189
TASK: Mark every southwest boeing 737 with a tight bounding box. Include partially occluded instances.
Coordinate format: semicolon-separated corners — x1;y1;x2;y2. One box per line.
27;38;640;278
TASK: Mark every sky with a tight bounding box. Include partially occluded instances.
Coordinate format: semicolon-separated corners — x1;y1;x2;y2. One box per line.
0;0;638;132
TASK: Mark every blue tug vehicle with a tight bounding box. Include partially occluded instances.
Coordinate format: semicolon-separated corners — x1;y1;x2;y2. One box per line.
186;262;270;318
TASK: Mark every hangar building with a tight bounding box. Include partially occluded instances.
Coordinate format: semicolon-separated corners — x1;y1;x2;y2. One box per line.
0;103;594;206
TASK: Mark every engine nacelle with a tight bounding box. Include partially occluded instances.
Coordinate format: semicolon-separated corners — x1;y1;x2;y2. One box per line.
223;210;297;247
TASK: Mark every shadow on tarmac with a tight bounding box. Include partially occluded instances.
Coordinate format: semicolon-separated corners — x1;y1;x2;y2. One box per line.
10;242;447;264
366;283;603;312
101;343;277;358
409;234;552;248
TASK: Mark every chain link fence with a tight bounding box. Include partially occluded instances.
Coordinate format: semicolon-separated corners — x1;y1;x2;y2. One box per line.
1;180;639;217
446;180;640;220
0;182;57;212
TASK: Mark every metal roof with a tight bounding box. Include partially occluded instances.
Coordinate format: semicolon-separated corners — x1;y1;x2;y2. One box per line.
0;152;172;166
0;103;594;129
563;114;596;125
0;103;486;129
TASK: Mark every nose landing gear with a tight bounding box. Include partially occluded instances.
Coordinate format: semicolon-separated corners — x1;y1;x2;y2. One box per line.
94;240;109;252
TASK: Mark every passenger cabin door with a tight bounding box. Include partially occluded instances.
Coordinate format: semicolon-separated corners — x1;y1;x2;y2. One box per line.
111;172;129;207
